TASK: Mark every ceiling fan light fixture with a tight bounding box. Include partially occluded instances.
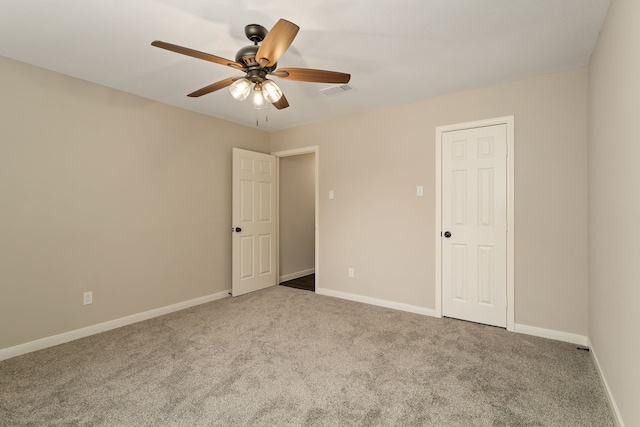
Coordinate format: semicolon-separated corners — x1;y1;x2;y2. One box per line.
229;78;251;101
261;80;283;103
152;18;350;113
252;83;268;109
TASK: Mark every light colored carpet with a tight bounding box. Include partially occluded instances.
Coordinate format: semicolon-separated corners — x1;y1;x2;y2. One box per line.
0;286;614;426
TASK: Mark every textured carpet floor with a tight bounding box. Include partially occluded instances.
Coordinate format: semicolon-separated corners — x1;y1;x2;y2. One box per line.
0;286;614;426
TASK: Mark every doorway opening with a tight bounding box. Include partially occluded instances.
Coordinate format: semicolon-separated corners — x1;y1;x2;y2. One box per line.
272;147;319;292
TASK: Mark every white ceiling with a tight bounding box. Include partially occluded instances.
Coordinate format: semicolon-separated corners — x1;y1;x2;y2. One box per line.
0;0;610;132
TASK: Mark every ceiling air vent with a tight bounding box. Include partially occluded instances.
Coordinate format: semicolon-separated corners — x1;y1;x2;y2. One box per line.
320;84;354;97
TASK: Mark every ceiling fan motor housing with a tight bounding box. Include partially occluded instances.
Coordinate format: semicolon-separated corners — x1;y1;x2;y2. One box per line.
235;44;277;77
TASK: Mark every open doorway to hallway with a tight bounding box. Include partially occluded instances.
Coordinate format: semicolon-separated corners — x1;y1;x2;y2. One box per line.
277;151;316;292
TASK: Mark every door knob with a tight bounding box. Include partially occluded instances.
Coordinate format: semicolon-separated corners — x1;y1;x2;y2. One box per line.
233;227;242;233
444;231;452;238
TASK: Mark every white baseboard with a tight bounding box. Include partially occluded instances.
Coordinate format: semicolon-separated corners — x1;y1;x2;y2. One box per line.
307;288;588;346
514;323;588;346
316;287;437;317
279;268;315;283
588;340;625;427
0;289;231;362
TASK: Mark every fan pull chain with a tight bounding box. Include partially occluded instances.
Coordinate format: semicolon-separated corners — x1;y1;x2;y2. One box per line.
254;110;269;127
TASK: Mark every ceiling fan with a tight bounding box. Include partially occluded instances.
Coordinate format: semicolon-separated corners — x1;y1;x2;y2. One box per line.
151;19;351;110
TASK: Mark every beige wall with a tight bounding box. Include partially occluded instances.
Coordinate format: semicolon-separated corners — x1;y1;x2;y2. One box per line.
270;67;589;335
0;56;269;350
278;154;315;278
0;51;593;366
588;0;640;425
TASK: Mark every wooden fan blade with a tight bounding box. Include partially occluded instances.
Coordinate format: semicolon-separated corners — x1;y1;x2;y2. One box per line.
151;41;245;70
272;93;289;110
255;19;299;68
187;77;238;97
273;68;351;84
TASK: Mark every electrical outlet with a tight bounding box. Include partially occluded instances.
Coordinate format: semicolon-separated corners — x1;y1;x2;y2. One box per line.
83;291;93;305
348;268;354;278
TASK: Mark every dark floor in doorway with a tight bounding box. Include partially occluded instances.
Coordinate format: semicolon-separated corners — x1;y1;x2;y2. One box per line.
280;274;315;292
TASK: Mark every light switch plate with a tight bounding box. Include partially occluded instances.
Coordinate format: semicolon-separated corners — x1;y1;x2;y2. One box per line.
83;291;93;305
329;190;334;200
417;186;424;196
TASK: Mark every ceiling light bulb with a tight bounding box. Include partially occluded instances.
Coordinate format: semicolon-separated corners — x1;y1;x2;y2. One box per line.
229;78;251;101
261;80;283;103
252;84;267;109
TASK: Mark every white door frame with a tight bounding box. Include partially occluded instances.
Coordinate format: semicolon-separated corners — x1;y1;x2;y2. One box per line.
271;146;319;288
435;116;515;331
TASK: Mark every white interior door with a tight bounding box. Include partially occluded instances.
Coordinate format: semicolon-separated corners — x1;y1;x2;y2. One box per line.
232;148;276;296
442;124;507;327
